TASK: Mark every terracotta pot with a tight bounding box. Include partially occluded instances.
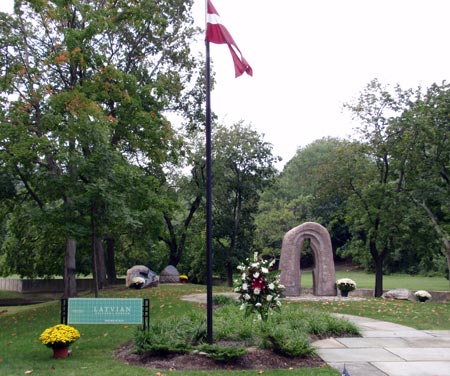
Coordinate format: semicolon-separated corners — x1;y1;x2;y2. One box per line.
53;346;70;358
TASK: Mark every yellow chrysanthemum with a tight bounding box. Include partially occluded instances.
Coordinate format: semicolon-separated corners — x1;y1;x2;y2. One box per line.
39;324;80;348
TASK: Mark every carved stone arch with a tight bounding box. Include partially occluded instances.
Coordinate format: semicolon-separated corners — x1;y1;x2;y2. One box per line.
279;222;336;296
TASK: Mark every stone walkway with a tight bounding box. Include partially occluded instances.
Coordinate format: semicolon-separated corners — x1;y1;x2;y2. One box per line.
314;314;450;376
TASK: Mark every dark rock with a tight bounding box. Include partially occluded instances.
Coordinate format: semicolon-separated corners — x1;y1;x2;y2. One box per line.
159;265;180;283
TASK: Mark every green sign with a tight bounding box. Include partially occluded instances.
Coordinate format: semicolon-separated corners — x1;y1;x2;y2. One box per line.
68;298;143;324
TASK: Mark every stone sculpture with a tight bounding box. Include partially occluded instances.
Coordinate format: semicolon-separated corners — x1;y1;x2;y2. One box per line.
126;265;159;289
279;222;336;296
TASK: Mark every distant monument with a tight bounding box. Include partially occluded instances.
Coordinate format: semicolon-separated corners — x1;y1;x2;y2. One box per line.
279;222;336;296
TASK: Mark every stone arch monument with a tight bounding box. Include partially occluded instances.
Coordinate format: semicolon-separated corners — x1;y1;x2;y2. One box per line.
279;222;336;296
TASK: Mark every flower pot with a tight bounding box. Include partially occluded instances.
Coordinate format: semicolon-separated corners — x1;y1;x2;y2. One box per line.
340;290;349;297
418;297;429;303
53;346;70;359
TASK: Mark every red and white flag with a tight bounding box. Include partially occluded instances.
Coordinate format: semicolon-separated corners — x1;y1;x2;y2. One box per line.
206;0;253;77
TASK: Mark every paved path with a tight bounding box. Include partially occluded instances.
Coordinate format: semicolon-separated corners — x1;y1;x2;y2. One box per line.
313;314;450;376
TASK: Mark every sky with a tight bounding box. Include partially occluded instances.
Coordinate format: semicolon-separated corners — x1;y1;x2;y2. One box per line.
1;0;449;169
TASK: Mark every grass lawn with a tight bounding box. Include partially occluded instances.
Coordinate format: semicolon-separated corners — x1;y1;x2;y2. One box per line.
301;270;450;291
1;272;449;376
0;284;341;376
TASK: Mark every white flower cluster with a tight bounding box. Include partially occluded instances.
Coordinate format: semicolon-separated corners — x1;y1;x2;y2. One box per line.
234;252;284;321
414;290;432;300
336;278;356;291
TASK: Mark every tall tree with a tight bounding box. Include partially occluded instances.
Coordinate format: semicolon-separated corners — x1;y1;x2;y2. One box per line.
341;79;416;296
393;82;450;280
0;0;199;295
211;122;279;286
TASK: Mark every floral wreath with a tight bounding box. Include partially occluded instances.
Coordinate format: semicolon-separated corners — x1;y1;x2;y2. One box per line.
234;252;284;321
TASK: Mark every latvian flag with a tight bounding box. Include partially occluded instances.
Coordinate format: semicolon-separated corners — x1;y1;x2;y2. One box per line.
205;0;253;77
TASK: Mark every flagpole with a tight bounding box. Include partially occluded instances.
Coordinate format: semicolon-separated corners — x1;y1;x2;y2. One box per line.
205;36;214;344
204;0;252;345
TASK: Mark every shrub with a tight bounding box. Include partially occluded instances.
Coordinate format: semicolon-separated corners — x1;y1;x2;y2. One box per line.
213;304;259;344
261;324;313;357
134;314;206;355
196;344;247;362
212;294;237;306
306;312;359;337
133;300;360;359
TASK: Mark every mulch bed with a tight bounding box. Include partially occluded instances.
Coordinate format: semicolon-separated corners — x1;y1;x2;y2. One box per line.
114;341;327;371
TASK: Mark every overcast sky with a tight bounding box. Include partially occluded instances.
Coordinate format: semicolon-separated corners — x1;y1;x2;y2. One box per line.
2;1;449;169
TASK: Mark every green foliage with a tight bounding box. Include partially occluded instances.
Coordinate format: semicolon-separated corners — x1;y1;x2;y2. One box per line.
211;121;280;284
212;294;237;306
132;287;359;361
196;344;247;362
4;284;450;375
259;304;359;357
255;137;351;258
135;312;206;355
0;0;203;283
305;311;359;338
261;326;312;357
213;303;260;343
134;327;191;355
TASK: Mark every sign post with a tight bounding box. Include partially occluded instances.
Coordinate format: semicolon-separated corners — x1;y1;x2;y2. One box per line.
61;298;149;330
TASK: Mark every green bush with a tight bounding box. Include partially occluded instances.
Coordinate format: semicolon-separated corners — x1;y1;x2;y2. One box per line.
213;304;260;344
133;299;360;359
259;305;360;357
196;344;247;362
212;294;237;306
134;313;206;355
306;312;360;337
135;323;190;355
262;324;313;357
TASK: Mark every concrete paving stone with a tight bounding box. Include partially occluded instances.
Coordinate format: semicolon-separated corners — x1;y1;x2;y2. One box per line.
425;330;450;337
404;337;450;347
362;330;434;338
336;337;410;348
328;362;388;376
317;348;403;362
373;361;450;376
312;338;346;349
335;314;417;331
361;322;417;331
387;347;450;361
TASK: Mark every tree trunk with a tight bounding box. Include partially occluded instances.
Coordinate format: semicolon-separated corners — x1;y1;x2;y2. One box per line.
163;193;202;267
369;235;384;298
91;204;99;297
95;236;107;289
226;261;233;287
64;238;77;298
374;256;384;297
105;236;118;284
225;189;241;288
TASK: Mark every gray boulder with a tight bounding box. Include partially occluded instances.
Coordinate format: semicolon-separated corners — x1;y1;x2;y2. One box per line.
126;265;159;289
159;265;180;283
382;288;415;301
